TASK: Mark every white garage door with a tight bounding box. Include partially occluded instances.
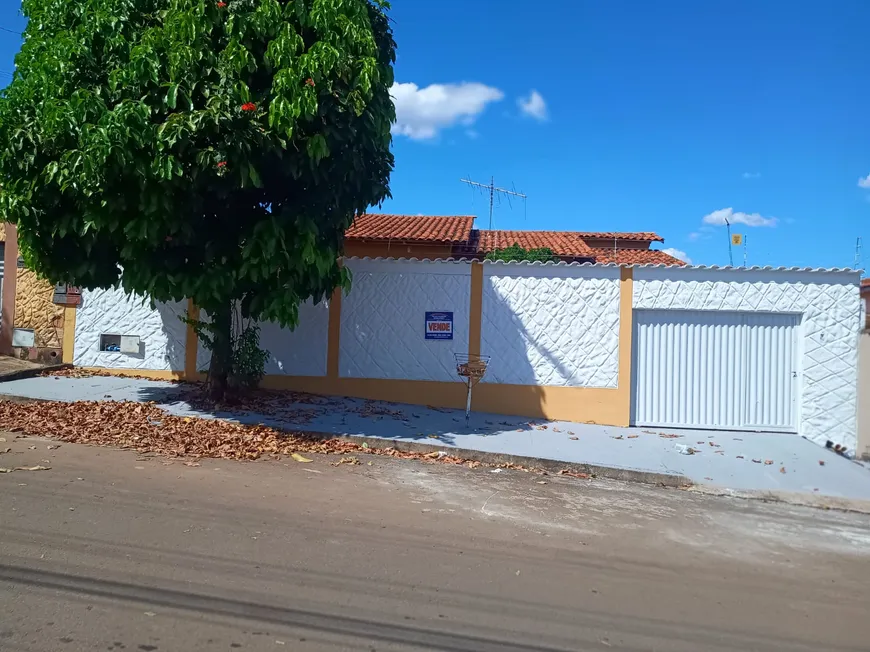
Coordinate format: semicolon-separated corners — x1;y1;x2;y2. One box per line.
631;310;799;432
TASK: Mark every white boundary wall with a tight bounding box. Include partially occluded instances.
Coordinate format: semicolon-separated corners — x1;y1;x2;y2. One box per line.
633;266;861;450
339;258;471;382
74;288;187;371
194;300;330;377
481;263;621;387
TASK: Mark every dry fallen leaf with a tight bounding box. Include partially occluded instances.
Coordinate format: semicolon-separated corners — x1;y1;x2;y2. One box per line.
819;460;825;466
291;453;313;463
333;456;360;466
627;435;639;439
611;435;624;440
737;455;744;459
47;444;60;450
569;436;579;441
0;395;596;486
752;458;762;463
659;433;682;439
779;466;786;474
13;465;50;472
764;460;774;466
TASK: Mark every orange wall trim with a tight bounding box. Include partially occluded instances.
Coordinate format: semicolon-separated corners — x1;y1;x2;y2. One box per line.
88;369;627;424
62;306;77;364
468;261;483;357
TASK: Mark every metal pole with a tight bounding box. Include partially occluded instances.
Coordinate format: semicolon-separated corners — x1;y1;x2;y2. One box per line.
743;234;747;268
489;176;495;229
725;218;734;267
465;382;472;425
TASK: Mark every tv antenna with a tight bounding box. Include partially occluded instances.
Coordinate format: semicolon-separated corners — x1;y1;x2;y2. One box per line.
460;176;527;229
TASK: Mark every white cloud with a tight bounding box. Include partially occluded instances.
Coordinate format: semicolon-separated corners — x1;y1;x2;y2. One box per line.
858;173;870;189
742;172;761;179
688;226;715;241
661;248;692;264
391;82;504;140
702;207;778;228
518;90;548;121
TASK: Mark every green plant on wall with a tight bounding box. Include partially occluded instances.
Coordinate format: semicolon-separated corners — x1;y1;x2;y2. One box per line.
484;244;557;263
0;0;396;398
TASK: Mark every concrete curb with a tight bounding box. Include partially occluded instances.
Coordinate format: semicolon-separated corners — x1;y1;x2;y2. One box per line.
0;363;71;384
317;432;693;488
688;485;870;515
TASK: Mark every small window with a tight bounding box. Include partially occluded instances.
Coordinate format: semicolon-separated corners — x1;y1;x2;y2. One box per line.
100;334;122;352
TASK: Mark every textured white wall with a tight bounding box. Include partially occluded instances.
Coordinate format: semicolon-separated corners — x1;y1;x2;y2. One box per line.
340;259;471;381
194;300;329;376
633;267;861;450
74;288;187;371
481;263;621;387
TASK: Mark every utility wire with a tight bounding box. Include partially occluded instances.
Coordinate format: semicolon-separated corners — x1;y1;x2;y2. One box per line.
0;26;23;36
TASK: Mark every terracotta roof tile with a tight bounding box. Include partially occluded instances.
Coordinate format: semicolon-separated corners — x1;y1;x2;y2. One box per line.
579;232;664;242
590;247;687;266
346;214;474;244
472;230;594;257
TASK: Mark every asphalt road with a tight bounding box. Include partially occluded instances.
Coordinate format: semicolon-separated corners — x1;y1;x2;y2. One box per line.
1;434;869;652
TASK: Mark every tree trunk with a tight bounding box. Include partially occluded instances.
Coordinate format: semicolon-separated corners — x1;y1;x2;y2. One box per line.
207;303;233;401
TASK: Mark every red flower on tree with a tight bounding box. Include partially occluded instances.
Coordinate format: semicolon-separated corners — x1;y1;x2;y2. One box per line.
217;161;227;168
217;2;227;7
305;78;315;87
241;102;257;112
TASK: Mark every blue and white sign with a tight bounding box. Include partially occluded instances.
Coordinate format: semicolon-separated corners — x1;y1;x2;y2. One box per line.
425;311;454;340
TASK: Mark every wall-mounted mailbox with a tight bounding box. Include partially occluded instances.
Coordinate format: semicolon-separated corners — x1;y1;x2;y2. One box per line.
12;328;35;348
119;335;140;354
100;334;141;353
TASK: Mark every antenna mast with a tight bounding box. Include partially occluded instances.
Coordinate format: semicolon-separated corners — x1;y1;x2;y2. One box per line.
460;177;527;229
725;218;734;267
854;237;862;270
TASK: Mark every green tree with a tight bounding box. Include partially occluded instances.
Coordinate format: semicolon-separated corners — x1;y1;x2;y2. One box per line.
484;244;557;263
0;0;396;398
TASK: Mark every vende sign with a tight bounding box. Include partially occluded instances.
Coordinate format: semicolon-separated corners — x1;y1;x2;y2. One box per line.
425;311;453;340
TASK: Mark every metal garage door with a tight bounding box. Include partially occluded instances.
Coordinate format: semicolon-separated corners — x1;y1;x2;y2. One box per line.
631;310;799;432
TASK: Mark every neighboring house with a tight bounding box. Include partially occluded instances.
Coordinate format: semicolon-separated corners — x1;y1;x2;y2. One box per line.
0;223;68;363
344;213;686;265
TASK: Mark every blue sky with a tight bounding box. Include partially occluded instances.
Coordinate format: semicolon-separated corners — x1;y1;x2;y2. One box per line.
2;1;869;268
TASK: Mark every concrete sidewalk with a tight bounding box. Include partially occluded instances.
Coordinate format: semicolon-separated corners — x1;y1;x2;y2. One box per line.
2;374;869;503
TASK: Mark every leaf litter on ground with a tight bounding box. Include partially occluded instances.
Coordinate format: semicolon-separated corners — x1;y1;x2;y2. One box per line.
0;398;593;482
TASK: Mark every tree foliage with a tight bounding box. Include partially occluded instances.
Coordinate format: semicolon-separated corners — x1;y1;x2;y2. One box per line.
0;0;396;393
484;243;556;263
